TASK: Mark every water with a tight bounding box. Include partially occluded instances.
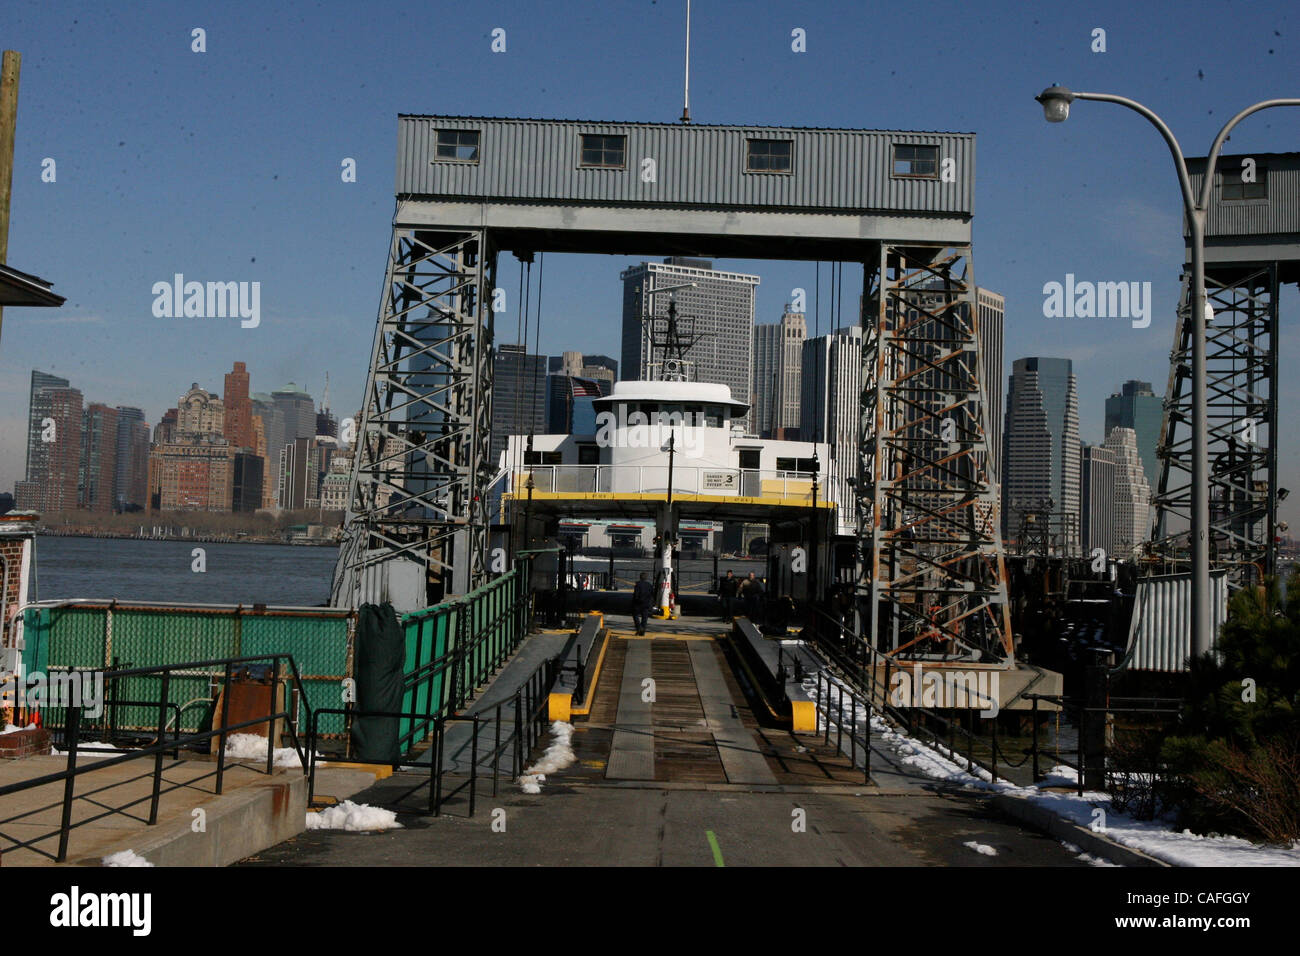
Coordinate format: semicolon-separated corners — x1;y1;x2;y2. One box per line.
32;536;338;607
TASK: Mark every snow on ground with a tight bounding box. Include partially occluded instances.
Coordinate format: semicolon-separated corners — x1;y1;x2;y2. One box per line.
2;722;37;735
1061;840;1119;867
517;721;576;794
102;849;153;867
224;732;311;768
50;740;125;758
305;800;402;831
963;841;998;856
804;669;1300;867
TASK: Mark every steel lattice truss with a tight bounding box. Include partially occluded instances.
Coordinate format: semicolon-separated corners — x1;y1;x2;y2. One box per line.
857;245;1014;664
332;227;496;605
1153;264;1279;588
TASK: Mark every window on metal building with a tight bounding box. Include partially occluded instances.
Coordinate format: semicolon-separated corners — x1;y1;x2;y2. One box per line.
1220;165;1267;200
746;139;793;173
435;129;480;162
892;143;939;178
580;134;627;168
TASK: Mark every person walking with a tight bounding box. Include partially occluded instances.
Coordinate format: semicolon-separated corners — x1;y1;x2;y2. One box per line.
631;571;655;636
718;569;738;622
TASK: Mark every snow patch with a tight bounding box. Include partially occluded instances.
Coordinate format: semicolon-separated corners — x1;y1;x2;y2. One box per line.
963;841;998;856
224;733;308;768
518;721;576;793
103;849;153;867
305;800;402;831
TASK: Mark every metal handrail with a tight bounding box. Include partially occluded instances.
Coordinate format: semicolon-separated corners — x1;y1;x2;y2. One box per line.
0;652;314;863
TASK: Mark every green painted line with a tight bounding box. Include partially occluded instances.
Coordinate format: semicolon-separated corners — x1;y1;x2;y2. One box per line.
705;830;725;867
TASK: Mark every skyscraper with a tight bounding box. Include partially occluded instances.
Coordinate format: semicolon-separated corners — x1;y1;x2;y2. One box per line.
1080;443;1115;555
113;406;150;512
79;404;119;513
272;383;316;444
975;288;1005;484
16;380;82;513
1104;380;1163;493
801;326;862;448
1104;426;1153;555
753;308;806;439
223;361;254;450
1003;357;1080;550
620;258;759;427
491;344;548;464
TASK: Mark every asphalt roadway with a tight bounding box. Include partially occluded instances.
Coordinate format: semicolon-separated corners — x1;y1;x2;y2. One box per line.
241;780;1087;867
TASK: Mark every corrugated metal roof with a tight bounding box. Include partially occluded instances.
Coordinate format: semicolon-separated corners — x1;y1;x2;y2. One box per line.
397;114;975;135
396;115;975;216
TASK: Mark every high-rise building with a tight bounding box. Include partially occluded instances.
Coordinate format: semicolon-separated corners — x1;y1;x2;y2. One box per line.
581;354;618;384
753;308;805;438
16;380;82;513
79;404;119;513
1104;426;1153;555
113;407;150;512
491;344;548;464
146;441;234;512
1003;357;1080;550
1104;380;1163;493
24;370;69;481
278;436;315;511
315;408;338;438
223;361;254;450
272;384;316;445
620;258;759;427
801;326;862;448
232;452;265;513
975;288;1005;484
1080;443;1115;555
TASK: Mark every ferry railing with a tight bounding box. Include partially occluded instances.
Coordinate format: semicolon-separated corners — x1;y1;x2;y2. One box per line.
0;652;313;863
509;465;832;504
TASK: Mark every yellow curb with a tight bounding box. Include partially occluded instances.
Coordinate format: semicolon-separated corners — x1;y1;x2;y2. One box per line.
549;692;572;722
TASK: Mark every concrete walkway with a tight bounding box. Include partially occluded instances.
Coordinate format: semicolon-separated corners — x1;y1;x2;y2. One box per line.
0;752;302;866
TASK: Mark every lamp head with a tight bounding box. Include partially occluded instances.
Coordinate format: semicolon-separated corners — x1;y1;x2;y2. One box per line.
1036;85;1075;123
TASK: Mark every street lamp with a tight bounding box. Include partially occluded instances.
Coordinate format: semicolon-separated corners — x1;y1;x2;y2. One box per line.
1034;84;1300;657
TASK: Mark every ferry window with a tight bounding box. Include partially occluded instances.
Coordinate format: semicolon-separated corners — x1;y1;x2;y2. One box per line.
525;450;562;465
1220;166;1267;200
581;134;626;168
578;444;600;465
746;139;793;173
704;405;723;427
738;449;760;470
892;144;939;178
435;129;480;162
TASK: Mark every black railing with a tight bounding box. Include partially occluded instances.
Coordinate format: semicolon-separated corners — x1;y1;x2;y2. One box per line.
1026;693;1183;796
0;653;313;863
305;653;563;818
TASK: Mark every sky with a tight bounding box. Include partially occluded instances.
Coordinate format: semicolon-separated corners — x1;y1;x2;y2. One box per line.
1;0;1297;521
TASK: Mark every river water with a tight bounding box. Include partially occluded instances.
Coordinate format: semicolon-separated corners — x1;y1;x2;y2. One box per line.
31;536;338;607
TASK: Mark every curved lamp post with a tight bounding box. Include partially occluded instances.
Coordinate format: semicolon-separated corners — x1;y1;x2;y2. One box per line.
1034;85;1300;657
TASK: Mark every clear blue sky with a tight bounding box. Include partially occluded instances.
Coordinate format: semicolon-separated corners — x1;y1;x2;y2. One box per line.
2;0;1297;520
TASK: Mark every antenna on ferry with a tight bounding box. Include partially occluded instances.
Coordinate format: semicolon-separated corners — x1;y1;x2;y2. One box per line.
680;0;692;124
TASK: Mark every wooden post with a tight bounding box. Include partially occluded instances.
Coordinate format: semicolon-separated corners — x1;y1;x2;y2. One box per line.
0;50;21;345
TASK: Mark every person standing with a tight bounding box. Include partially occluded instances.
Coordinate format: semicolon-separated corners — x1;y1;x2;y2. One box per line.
631;572;655;636
718;569;738;622
743;571;765;626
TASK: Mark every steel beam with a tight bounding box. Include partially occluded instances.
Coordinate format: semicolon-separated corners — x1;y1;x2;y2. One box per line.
1153;262;1279;588
331;226;496;607
857;244;1014;665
